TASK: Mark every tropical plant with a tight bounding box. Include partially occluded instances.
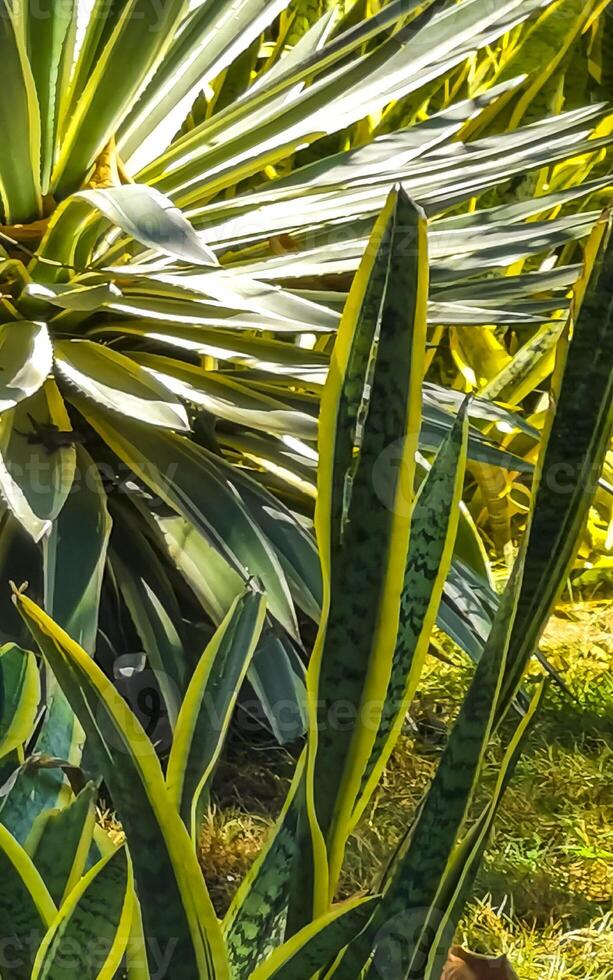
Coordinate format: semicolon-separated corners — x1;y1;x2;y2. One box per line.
1;186;611;978
0;0;612;864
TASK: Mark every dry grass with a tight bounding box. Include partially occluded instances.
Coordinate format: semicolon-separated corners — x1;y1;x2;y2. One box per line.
198;808;271;916
199;601;613;974
458;903;613;980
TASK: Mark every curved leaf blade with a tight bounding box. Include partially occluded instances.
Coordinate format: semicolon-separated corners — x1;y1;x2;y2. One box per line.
0;643;40;760
32;846;132;980
0;822;56;980
0;322;53;412
167;590;266;839
13;590;229;980
26;781;98;908
55;339;189;431
351;404;469;827
0;1;41;222
252;895;378;980
0;380;76;540
76;185;218;265
71;400;299;641
305;187;429;911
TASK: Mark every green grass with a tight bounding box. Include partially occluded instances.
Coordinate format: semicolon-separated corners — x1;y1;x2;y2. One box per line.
203;602;613;976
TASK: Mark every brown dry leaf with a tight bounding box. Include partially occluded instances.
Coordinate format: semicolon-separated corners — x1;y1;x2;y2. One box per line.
441;945;519;979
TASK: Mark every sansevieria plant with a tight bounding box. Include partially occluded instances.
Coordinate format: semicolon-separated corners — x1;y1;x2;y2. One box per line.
0;1;611;797
0;1;612;969
1;187;611;977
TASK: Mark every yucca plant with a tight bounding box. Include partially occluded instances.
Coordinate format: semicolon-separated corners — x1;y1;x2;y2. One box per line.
0;0;612;854
1;187;611;978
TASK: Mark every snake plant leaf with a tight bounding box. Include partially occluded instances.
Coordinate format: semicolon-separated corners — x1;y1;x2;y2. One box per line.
32;846;132;980
224;758;306;979
13;590;229;980
0;380;76;540
304;187;428;912
167;590;267;839
72;400;300;641
0;321;53;412
479;319;565;405
0;643;40;760
0;0;42;222
233;437;493;664
0;821;56;980
351;404;469;829
52;2;191;195
54;339;190;431
386;571;525;978
25;781;98;908
0;676;87;847
423;684;546;980
252;895;379;980
0;686;84;846
497;213;613;716
332;559;525;980
124;891;150;980
326;683;545;980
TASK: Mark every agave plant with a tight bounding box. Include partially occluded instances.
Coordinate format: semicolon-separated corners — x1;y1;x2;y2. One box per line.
0;0;612;842
1;187;611;979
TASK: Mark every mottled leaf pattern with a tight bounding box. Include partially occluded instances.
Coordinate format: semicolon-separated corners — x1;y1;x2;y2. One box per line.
352;404;469;825
26;782;97;907
225;761;305;978
0;822;56;979
32;846;132;979
14;591;229;980
305;187;428;910
499;215;613;715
